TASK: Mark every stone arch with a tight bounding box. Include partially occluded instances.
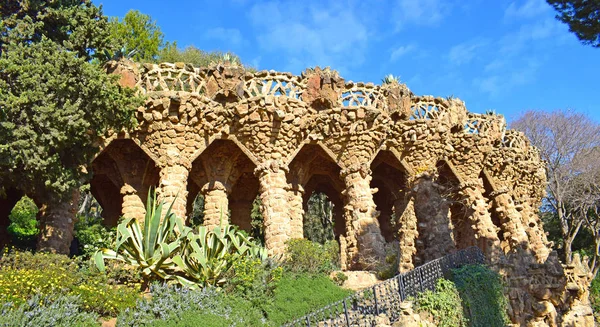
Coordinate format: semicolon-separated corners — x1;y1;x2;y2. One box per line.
187;139;257;229
370;150;409;243
287;143;346;243
90;139;160;226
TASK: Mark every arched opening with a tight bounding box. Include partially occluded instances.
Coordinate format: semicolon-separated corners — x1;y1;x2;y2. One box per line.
90;139;160;227
436;160;475;251
302;175;344;243
370;151;409;243
187;139;257;231
288;144;345;244
0;189;40;249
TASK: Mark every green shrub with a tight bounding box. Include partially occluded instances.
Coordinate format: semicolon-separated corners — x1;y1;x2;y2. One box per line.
376;241;400;280
172;224;267;288
0;295;99;327
74;214;116;258
414;278;467;327
264;273;352;325
0;249;139;316
452;264;509;327
223;256;282;307
7;196;39;246
117;283;266;327
283;239;340;274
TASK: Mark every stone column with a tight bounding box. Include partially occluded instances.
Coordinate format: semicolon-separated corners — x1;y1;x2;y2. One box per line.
201;181;229;229
460;184;502;261
286;183;304;240
120;184;146;223
412;177;456;262
255;160;292;257
340;163;386;270
37;189;80;254
519;200;551;262
396;196;418;272
489;190;529;253
157;163;189;224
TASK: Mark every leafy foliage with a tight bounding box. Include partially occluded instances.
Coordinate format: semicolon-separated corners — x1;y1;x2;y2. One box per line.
547;0;600;47
0;0;142;202
223;256;283;307
173;225;267;288
414;278;467;327
0;294;99;327
157;43;244;68
109;10;164;61
117;283;267;327
263;273;352;326
283;239;340;274
0;248;139;316
95;189;184;284
590;275;600;323
303;192;336;244
452;264;509;327
7;196;39;245
74;214;116;258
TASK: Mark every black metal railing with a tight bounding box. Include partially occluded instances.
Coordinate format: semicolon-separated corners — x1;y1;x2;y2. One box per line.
283;246;485;327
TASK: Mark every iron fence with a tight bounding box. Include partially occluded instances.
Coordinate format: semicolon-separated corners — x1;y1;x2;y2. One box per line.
283;246;485;327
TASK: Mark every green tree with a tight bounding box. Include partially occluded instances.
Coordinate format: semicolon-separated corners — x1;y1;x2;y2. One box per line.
547;0;600;47
0;0;142;253
109;9;164;61
7;196;39;245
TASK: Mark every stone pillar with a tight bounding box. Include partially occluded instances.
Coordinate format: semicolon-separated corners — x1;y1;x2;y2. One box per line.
460;184;502;260
340;163;386;270
287;183;304;239
157;163;189;223
120;184;146;223
519;200;551;262
201;181;229;229
37;189;80;254
230;199;253;232
412;177;456;262
255;160;292;257
396;196;418;272
489;190;529;253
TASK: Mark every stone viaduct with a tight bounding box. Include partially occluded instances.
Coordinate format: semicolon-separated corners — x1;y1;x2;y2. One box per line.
0;60;593;326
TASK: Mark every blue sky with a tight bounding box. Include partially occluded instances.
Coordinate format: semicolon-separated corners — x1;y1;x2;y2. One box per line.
94;0;600;123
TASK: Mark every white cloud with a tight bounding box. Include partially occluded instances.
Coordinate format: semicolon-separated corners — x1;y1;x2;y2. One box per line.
448;39;489;65
500;18;563;54
475;58;542;97
390;44;416;61
392;0;450;31
203;27;245;47
505;0;550;20
247;1;369;74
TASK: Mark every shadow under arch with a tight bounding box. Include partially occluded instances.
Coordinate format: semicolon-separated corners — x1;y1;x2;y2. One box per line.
187;138;258;231
90;139;160;227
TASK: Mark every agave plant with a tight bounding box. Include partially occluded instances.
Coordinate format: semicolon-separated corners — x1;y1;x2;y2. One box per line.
172;225;267;288
94;189;189;284
382;74;400;84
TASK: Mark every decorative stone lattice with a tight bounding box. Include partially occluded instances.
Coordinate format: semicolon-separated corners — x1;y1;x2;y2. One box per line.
30;59;593;327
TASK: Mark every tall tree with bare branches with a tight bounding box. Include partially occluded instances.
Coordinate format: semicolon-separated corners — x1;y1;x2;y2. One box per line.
512;110;600;267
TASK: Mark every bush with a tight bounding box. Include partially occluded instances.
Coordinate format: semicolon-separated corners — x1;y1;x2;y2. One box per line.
0;249;139;316
117;283;266;327
74;214;116;258
452;264;509;327
264;273;352;325
0;294;99;327
283;239;340;274
414;278;467;327
376;241;400;280
7;196;39;247
223;256;283;307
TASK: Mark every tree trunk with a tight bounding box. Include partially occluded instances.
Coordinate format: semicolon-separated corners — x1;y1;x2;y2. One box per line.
37;189;80;254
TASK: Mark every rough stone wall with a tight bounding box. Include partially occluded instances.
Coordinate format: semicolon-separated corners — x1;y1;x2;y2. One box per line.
74;60;594;326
